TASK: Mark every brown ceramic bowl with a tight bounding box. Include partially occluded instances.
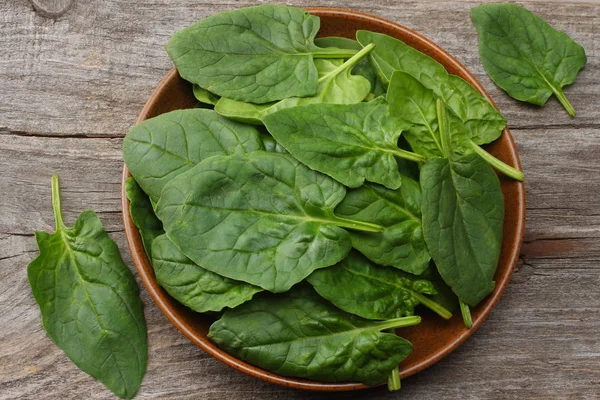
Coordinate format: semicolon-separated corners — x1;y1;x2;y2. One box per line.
122;7;525;391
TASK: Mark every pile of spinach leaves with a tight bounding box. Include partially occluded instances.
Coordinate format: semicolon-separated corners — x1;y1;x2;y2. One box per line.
34;3;589;397
122;3;526;391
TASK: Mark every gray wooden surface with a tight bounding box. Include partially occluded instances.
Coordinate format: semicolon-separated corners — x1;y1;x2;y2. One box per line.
1;0;599;399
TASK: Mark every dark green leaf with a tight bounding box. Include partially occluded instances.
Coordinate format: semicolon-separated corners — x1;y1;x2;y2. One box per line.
471;4;586;116
420;264;460;313
27;175;147;399
263;99;424;189
155;151;383;293
334;178;430;275
357;30;505;143
165;4;357;104
260;132;287;153
152;234;261;313
123;109;263;202
420;152;504;306
208;286;418;385
308;251;452;320
124;177;164;257
214;48;373;125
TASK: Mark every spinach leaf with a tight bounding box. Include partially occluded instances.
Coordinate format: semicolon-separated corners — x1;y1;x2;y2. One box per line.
307;251;452;320
156;151;383;293
314;36;382;93
263;99;424;189
123;109;263;202
356;30;506;143
152;234;261;313
334;178;430;275
125;177;164;257
193;85;220;106
208;286;419;385
420;264;459;313
420;146;504;306
388;71;524;181
260;132;287;153
27;175;147;399
165;4;357;104
471;3;586;116
214;46;373;125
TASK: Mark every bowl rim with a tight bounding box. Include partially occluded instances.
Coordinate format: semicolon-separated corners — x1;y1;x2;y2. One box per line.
121;7;526;392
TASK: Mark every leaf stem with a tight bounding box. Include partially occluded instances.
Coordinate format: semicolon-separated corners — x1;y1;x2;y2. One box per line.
459;300;473;329
391;148;426;163
51;173;66;231
412;292;453;320
436;99;451;158
329;216;384;233
312;48;358;59
317;43;375;84
375;315;421;331
386;361;401;391
469;140;524;181
553;88;576;117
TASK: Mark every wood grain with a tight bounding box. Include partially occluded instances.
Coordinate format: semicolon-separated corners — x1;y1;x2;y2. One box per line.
1;1;599;399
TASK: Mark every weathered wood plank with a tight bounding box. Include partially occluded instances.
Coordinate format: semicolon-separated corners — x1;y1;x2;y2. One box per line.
0;1;597;139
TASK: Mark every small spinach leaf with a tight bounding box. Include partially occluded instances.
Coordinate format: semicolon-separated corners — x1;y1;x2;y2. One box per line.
193;85;220;106
124;177;164;257
214;46;373;125
307;251;452;320
420;152;504;307
334;178;430;275
471;3;586;116
27;175;147;399
356;30;506;142
263;99;424;189
165;4;357;104
152;235;261;313
123;109;263;202
156;151;383;293
208;286;419;385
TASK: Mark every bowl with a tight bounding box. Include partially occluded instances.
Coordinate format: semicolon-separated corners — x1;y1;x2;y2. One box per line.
122;7;526;391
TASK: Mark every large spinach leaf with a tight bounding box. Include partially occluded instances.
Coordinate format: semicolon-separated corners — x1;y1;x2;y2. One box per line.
471;4;586;116
27;175;147;399
214;46;373;125
123;109;263;202
208;286;419;385
388;71;524;181
356;30;506;143
334;178;430;275
307;252;452;320
165;4;357;104
125;177;164;257
156;151;383;293
263;99;424;189
152;235;261;313
420;147;504;306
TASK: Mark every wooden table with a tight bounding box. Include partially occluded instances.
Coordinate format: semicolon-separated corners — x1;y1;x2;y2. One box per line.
1;0;599;398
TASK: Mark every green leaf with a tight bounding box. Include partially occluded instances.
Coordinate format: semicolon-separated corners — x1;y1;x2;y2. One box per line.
27;175;147;399
123;109;263;203
471;3;586;116
263;99;424;189
165;4;357;104
151;234;261;313
124;177;164;257
193;85;220;105
259;132;287;153
334;179;430;275
214;47;373;125
420;152;504;306
357;30;506;142
208;286;419;385
307;251;452;320
420;264;460;313
388;71;524;181
156;151;383;293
